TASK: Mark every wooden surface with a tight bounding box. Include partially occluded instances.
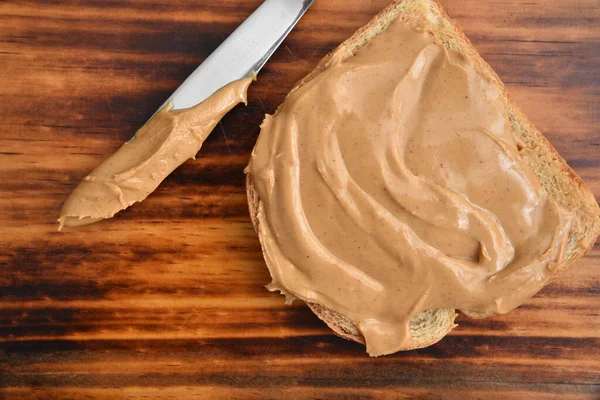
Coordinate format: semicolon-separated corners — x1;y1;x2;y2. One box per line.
1;0;599;398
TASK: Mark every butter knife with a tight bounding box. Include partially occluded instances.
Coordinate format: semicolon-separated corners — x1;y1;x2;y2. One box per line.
58;0;315;229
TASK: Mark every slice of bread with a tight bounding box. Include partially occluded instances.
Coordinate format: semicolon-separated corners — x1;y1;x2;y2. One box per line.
246;0;600;351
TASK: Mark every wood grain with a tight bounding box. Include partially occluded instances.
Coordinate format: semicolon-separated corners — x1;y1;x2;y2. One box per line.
1;0;599;398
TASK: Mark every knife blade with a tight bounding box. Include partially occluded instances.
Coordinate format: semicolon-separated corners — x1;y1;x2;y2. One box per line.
167;0;315;111
57;0;315;229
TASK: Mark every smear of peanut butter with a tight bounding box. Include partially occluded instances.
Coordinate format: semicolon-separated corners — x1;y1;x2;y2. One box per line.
58;78;253;230
247;20;572;356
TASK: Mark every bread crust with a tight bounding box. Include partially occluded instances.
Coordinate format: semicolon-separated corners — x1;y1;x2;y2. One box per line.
246;0;600;350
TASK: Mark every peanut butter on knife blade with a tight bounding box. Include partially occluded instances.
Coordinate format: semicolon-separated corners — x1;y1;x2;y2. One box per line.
58;78;252;230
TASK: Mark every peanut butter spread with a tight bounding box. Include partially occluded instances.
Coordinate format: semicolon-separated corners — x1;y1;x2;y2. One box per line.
246;20;573;356
58;78;253;230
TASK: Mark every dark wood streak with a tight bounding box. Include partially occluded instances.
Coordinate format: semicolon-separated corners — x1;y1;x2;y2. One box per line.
2;336;600;397
1;0;599;398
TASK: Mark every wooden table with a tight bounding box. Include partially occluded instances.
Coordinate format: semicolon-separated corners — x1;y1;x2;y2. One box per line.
1;0;599;398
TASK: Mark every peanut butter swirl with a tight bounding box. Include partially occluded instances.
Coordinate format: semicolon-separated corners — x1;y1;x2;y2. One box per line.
247;20;572;356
